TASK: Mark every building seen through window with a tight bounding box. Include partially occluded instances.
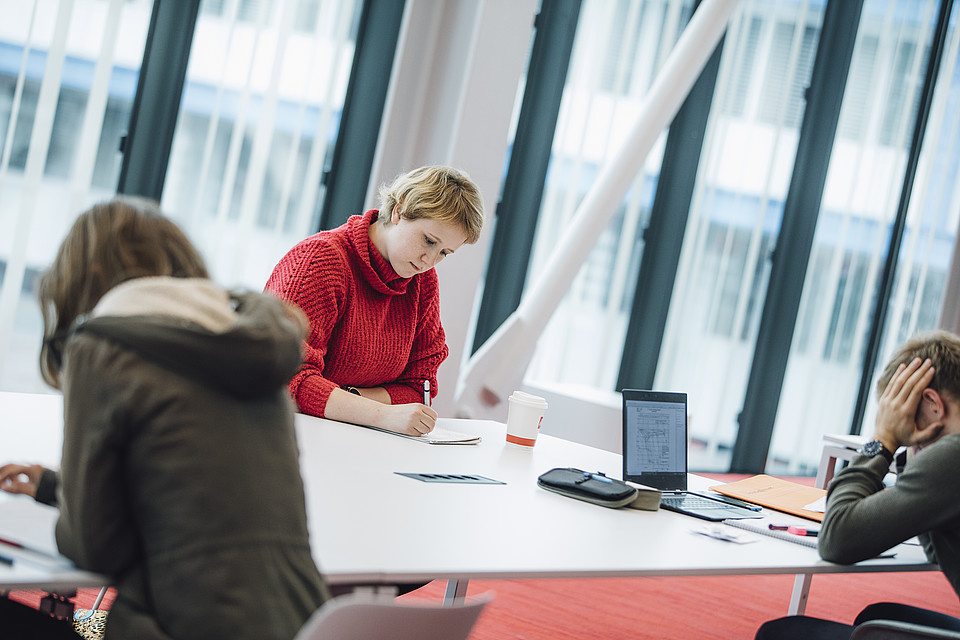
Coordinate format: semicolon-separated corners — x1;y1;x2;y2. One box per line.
522;0;960;474
0;0;360;392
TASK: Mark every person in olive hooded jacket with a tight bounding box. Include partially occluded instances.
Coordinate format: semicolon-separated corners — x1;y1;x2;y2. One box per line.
0;197;328;640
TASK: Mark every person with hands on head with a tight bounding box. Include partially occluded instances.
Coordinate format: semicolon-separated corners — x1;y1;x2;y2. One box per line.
866;356;940;463
755;331;960;640
265;165;484;435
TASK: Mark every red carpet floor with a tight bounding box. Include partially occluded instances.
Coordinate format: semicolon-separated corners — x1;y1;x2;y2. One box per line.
401;572;959;639
14;572;960;639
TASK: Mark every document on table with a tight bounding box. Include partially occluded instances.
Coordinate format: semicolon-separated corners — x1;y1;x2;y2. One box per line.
804;495;827;513
710;475;826;522
721;516;819;549
360;424;481;445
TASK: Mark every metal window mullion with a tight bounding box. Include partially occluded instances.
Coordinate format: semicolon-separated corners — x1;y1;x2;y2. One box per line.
471;0;582;354
316;0;406;232
657;4;744;379
616;0;723;393
731;0;865;473
117;0;201;199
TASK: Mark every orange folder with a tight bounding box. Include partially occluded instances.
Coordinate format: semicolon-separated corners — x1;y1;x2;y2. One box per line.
709;474;826;522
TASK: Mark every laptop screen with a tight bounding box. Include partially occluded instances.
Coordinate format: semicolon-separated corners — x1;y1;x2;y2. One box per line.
621;389;688;491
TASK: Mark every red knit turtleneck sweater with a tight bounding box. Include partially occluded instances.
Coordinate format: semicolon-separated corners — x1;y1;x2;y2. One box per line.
265;210;447;417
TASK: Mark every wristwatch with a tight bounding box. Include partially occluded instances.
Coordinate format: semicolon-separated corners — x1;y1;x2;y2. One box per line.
859;440;894;464
343;386;362;396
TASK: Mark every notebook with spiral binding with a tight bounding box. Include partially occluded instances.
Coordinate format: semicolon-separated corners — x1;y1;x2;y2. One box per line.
720;517;819;548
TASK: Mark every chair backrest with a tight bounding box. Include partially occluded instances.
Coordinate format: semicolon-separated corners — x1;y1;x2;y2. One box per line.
293;592;493;640
851;620;960;640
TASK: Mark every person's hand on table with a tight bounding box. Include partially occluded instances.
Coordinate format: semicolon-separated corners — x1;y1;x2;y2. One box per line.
378;403;438;437
874;357;938;452
0;463;43;498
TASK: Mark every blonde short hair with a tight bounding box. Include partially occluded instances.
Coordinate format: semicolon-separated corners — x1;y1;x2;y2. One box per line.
378;166;484;244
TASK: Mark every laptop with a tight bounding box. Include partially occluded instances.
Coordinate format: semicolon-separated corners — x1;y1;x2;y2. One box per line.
621;389;763;522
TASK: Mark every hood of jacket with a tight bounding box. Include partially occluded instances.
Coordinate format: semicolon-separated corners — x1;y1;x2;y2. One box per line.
71;277;305;398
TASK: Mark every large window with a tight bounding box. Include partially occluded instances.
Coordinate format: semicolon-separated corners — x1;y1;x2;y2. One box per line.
525;0;695;390
507;0;960;473
162;0;362;290
0;0;363;393
0;0;152;392
769;0;960;473
657;0;824;469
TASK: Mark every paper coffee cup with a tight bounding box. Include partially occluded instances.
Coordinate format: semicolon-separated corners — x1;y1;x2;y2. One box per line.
505;391;548;447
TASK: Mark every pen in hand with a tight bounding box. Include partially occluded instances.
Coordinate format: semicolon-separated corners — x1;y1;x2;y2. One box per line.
423;379;431;407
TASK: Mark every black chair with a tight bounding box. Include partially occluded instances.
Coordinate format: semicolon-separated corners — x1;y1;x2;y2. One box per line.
851;620;960;640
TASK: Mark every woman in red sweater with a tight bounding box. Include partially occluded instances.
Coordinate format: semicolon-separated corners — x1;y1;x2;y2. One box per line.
266;166;484;436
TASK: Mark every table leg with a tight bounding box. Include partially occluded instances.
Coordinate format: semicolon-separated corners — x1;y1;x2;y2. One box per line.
789;573;812;615
443;578;469;604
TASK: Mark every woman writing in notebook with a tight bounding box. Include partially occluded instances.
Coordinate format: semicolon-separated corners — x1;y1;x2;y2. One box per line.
265;165;485;435
0;198;328;640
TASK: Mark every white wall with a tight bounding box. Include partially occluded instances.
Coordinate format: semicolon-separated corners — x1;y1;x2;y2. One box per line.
368;0;538;417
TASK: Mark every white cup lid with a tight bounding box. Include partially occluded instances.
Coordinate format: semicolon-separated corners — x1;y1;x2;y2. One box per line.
509;390;548;408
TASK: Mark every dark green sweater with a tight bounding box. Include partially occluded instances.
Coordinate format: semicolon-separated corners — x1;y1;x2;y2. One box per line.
820;433;960;600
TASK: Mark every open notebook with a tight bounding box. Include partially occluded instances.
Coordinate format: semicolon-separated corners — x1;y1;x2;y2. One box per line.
359;424;481;445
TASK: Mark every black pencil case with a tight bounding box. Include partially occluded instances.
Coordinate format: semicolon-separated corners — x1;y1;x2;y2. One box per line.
537;467;638;508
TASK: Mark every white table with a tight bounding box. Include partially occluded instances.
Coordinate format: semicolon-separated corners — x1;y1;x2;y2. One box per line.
295;413;937;613
0;392;939;616
0;392;106;592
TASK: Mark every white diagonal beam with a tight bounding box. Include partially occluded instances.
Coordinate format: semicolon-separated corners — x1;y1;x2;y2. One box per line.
455;0;740;418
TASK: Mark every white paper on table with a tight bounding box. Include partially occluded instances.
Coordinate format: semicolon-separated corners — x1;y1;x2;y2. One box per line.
692;524;758;544
358;423;481;445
